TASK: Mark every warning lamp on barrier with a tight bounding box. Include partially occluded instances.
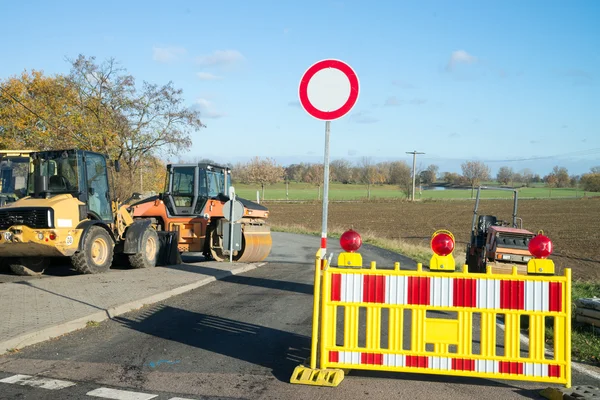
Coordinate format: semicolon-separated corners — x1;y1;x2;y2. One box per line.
429;229;456;271
527;231;555;275
337;229;363;268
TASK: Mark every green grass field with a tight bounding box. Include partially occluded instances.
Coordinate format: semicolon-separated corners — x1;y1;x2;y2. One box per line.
233;182;597;201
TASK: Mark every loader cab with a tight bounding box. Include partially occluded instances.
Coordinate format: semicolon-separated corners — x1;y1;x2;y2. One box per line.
28;150;113;222
164;163;231;216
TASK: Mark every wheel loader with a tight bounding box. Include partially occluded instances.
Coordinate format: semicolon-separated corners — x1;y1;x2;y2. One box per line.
0;150;33;207
0;149;166;276
465;186;537;274
130;162;272;262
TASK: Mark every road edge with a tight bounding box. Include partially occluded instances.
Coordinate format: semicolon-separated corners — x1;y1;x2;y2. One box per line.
0;262;265;355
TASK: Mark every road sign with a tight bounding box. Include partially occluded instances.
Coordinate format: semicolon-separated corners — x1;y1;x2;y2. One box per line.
223;199;244;223
298;59;359;121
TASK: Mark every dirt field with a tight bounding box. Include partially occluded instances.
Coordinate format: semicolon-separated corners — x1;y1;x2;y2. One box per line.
264;197;600;281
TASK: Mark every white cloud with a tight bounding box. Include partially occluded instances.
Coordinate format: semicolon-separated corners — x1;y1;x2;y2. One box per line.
195;98;225;119
384;96;401;106
197;72;223;81
350;111;379;124
152;46;187;63
446;50;477;71
196;50;244;67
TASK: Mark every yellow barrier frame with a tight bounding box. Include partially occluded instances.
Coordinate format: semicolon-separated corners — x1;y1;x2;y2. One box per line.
317;262;571;388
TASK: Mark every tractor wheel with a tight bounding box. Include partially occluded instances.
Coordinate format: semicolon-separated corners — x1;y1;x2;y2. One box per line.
128;228;159;269
72;226;114;274
9;257;49;276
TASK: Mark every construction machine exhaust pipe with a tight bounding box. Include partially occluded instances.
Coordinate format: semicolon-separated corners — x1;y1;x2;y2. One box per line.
34;175;49;198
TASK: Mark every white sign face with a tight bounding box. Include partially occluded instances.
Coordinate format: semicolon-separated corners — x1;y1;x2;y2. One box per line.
298;59;359;121
307;67;352;113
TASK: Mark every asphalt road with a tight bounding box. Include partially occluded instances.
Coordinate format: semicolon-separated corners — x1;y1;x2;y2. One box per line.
0;232;598;399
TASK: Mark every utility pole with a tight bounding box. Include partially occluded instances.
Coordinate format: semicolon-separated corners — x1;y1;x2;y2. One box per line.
406;150;425;201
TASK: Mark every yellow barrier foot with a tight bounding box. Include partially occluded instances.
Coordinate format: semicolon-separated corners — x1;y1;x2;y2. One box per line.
290;365;345;387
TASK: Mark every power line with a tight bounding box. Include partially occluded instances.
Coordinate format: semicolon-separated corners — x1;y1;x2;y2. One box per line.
406;150;425;201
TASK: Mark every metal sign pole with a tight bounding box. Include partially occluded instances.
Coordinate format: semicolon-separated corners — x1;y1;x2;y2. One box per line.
229;193;235;263
320;120;331;262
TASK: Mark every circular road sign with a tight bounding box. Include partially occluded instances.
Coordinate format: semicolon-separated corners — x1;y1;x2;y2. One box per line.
223;199;244;222
298;59;359;121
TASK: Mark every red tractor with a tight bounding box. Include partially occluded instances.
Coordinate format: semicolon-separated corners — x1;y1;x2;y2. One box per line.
465;186;536;274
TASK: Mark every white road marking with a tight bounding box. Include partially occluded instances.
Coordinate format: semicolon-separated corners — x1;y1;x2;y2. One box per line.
0;374;76;389
87;387;158;400
168;398;198;400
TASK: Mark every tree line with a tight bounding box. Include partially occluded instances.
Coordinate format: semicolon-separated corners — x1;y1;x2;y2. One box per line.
230;158;600;200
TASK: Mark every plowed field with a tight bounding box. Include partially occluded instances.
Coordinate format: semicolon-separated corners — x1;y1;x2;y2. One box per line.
265;197;600;281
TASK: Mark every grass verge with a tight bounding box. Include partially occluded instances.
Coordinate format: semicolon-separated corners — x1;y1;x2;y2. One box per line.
567;281;600;366
272;224;600;367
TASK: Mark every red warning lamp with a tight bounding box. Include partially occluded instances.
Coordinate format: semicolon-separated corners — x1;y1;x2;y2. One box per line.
340;229;362;253
528;234;553;259
431;232;454;256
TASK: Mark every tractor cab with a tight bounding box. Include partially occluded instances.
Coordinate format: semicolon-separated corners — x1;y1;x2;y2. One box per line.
163;163;231;216
28;149;113;222
0;151;32;206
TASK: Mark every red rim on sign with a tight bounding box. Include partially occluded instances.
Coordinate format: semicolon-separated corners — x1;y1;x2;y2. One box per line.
298;59;359;121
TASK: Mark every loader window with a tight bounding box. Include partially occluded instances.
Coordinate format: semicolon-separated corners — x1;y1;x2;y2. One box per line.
0;156;29;199
171;167;195;207
29;151;80;195
84;153;112;221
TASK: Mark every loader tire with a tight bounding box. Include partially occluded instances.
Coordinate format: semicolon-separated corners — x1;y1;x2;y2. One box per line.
72;226;114;274
9;257;49;276
128;228;158;269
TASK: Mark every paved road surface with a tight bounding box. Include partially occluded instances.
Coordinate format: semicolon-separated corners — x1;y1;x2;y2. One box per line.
0;232;598;399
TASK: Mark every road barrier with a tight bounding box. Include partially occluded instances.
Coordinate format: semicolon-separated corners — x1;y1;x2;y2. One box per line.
291;251;571;388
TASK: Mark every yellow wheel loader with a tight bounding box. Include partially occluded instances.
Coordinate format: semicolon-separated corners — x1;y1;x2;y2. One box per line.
0;149;164;276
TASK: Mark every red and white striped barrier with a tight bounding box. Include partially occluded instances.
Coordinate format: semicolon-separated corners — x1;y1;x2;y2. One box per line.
328;350;561;377
330;273;563;312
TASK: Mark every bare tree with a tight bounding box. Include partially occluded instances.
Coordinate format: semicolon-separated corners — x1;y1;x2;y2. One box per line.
330;159;353;183
305;163;325;200
359;157;380;200
245;156;284;200
387;161;412;197
67;54;205;198
461;160;491;198
419;164;439;186
496;166;514;185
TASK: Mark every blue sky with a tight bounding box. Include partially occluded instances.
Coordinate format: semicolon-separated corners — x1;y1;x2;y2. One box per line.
2;0;599;176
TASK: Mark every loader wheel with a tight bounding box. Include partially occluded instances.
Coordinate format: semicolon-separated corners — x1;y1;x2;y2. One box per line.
9;257;49;276
72;226;114;274
128;228;158;269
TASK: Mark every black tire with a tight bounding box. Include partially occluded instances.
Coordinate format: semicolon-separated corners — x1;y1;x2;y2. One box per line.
9;257;49;276
72;226;114;274
128;228;159;269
